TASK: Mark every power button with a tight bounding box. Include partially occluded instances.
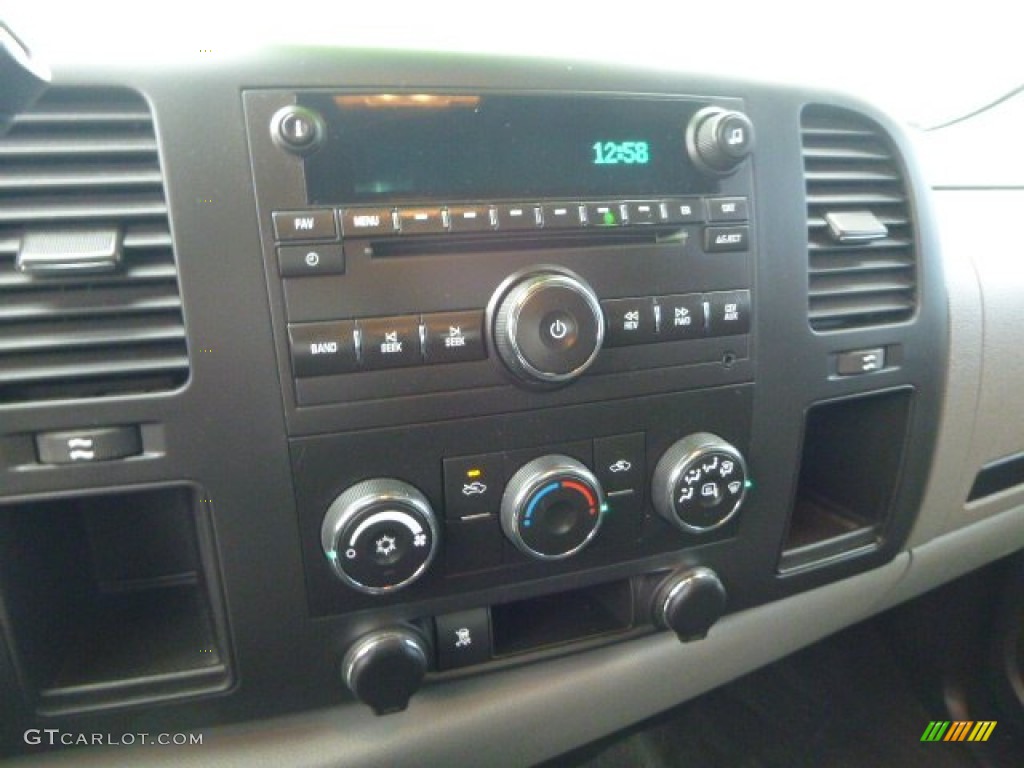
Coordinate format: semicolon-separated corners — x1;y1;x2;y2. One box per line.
541;311;578;350
491;269;605;386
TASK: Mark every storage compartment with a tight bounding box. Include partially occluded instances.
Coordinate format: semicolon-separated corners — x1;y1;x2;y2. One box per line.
491;579;633;657
779;389;912;572
0;486;231;713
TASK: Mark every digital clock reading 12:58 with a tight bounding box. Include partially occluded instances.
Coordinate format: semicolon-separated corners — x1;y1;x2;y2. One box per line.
592;141;650;165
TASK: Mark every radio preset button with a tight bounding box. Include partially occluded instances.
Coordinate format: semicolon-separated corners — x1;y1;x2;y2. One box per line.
661;198;704;224
627;201;659;224
358;316;422;369
495;204;540;230
541;203;582;229
657;294;705;340
585;202;625;227
423;310;486;364
288;320;358;377
277;244;345;277
602;297;657;346
340;207;397;237
398;208;448;235
273;209;338;241
707;290;751;336
707;197;749;222
704;225;750;252
448;205;493;232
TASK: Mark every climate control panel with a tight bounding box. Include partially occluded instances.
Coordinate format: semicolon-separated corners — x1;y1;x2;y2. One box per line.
308;391;752;605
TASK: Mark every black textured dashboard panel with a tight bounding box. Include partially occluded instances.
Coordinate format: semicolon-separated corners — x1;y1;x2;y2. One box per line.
0;49;947;756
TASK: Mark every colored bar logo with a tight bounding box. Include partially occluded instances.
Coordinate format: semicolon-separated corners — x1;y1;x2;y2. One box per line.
921;721;997;742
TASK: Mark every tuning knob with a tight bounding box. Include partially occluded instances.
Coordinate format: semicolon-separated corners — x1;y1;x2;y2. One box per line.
489;266;604;387
342;627;429;715
652;433;749;533
686;107;755;176
321;479;439;595
501;455;606;560
653;567;727;642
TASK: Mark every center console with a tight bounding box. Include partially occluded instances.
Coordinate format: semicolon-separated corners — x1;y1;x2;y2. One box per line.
243;89;763;709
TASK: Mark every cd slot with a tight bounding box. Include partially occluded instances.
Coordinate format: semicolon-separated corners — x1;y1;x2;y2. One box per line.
368;227;685;258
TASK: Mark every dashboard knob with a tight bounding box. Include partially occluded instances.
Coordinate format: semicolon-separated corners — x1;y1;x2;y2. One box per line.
321;479;439;595
489;266;604;387
501;455;606;560
652;433;749;533
342;627;428;715
653;567;727;642
686;107;755;175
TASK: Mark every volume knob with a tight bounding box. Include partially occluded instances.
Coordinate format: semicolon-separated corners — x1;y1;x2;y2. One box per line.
489;266;604;387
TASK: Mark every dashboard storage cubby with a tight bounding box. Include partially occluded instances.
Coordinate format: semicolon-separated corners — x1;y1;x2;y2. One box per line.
0;486;230;713
780;389;913;572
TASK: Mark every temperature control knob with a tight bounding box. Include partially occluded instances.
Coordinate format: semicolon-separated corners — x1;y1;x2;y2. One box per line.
490;267;604;387
686;107;755;176
501;455;606;560
321;479;439;595
652;433;748;533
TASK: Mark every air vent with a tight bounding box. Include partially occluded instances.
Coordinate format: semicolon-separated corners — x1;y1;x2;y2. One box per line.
801;104;917;331
0;87;188;403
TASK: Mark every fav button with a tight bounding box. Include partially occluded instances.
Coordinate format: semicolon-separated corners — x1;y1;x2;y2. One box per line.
272;209;338;241
358;316;422;369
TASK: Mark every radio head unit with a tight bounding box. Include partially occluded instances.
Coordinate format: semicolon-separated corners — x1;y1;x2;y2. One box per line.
243;89;756;434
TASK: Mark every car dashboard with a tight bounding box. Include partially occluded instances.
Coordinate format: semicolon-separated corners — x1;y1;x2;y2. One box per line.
1;21;1023;767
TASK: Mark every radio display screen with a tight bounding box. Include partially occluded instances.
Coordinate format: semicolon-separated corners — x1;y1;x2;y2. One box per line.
300;93;708;204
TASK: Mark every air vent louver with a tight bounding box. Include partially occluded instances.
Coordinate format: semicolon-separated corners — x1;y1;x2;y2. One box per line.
0;88;188;403
801;104;917;331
